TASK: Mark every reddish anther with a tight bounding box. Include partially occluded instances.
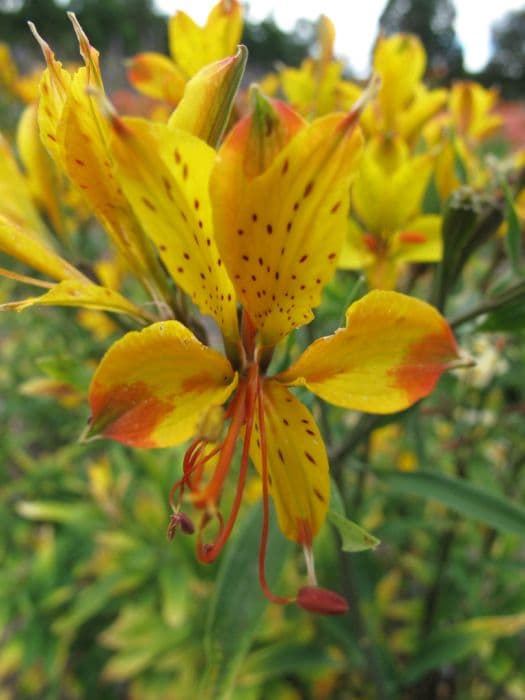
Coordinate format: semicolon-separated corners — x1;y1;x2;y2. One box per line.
167;511;195;539
296;586;349;616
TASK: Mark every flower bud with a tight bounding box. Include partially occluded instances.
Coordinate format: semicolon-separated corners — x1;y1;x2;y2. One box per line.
169;45;247;148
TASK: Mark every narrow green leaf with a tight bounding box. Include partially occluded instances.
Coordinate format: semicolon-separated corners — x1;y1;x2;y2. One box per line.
200;501;292;700
380;471;525;536
329;479;380;552
16;500;99;524
337;274;366;328
241;642;343;685
328;510;380;552
479;297;525;331
404;612;525;682
501;178;522;273
52;580;115;636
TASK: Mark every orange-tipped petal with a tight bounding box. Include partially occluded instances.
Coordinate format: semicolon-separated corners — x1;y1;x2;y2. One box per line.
279;290;460;414
211;100;363;347
250;379;329;544
86;321;238;448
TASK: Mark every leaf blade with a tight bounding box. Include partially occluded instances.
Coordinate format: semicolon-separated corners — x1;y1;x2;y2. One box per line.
380;470;525;536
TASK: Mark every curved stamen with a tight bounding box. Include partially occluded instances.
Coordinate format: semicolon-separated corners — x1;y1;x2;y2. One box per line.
198;365;259;563
169;439;206;510
186;441;224;491
256;377;294;606
192;383;247;508
197;508;225;557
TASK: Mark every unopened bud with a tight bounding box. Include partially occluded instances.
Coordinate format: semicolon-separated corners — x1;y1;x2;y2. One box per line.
169;45;248;148
296;586;349;616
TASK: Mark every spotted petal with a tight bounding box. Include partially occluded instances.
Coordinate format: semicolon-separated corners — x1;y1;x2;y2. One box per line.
109;117;239;347
29;23;71;165
0;134;51;244
278;290;460;413
211;107;363;347
0;213;85;283
250;379;329;544
2;280;150;323
33;22;163;287
87;321;238;448
16;103;67;238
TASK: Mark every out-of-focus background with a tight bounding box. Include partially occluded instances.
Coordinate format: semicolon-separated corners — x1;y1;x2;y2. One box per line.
1;2;525;700
1;0;525;95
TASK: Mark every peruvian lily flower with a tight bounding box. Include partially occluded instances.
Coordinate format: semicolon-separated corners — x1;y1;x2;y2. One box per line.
127;0;243;107
424;81;503;201
339;136;442;289
275;15;361;119
360;33;447;148
0;40;41;104
0;17;245;326
83;87;463;614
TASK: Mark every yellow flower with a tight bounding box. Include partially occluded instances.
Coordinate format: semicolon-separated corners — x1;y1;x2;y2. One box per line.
277;16;361;118
126;0;243;107
449;81;502;145
1;17;245;322
360;34;447;145
0;41;41;104
2;20;464;614
339;136;442;289
83;88;461;613
0;130;152;324
424;81;502;200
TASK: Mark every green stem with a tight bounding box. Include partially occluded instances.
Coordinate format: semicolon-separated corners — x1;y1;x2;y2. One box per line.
450;280;525;328
329;414;382;468
332;466;391;700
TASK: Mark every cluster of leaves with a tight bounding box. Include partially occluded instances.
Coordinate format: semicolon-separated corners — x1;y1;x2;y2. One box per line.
1;2;525;699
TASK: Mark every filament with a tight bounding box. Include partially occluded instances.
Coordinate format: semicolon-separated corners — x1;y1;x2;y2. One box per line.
198;365;258;563
256;377;293;605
